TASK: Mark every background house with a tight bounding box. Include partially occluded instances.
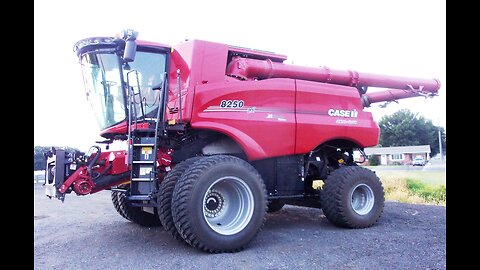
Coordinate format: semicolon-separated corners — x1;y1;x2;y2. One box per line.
360;145;431;165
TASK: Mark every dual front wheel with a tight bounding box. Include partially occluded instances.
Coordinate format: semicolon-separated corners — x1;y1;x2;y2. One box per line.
160;155;267;253
111;155;267;253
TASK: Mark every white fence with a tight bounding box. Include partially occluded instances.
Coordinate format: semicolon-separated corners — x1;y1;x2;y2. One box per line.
34;170;45;184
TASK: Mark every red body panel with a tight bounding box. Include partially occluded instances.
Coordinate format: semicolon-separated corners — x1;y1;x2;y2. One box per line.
166;40;292;123
167;40;231;122
190;78;379;160
191;79;296;160
295;80;379;154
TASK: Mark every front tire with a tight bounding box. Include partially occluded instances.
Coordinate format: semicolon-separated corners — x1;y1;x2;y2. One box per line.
158;157;201;241
111;189;161;227
321;166;384;228
171;155;267;253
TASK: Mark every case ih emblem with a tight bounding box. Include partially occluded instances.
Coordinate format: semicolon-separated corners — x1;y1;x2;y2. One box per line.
327;109;358;118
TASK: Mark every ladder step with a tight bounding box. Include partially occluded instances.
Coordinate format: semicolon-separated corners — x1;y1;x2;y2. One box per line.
126;195;151;201
133;143;155;146
132;160;155;164
133;137;156;144
132;178;152;181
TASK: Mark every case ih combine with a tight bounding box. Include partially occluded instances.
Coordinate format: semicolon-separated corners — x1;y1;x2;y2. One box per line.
44;30;440;253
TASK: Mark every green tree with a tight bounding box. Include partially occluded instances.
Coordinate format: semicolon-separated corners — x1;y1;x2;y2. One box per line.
378;109;446;157
34;146;82;171
367;155;380;166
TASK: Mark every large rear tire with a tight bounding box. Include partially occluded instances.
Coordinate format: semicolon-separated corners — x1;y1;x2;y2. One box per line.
171;155;267;253
321;166;384;228
157;157;201;241
111;190;161;227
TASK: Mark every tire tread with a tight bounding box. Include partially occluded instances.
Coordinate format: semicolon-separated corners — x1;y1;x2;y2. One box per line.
321;166;384;228
172;155;267;253
158;157;201;241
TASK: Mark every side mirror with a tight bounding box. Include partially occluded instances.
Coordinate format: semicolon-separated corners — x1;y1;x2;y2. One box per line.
123;40;137;62
121;29;139;62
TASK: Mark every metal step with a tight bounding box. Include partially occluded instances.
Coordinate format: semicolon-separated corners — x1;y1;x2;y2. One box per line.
126;195;151;201
132;160;155;164
131;178;152;182
132;143;155;146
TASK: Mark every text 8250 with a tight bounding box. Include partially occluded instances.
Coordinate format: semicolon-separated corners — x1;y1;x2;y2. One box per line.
220;100;244;108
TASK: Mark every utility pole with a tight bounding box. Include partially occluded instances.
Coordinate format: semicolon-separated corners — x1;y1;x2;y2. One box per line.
438;128;443;161
437;118;443;161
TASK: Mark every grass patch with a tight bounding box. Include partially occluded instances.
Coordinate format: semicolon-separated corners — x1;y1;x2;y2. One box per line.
366;169;446;186
379;177;427;204
379;176;446;205
405;178;446;204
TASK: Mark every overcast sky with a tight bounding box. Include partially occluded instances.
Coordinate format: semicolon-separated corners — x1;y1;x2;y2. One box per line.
34;0;446;151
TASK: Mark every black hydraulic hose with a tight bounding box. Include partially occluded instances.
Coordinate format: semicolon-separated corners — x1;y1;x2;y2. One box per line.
93;171;130;190
87;146;102;176
92;163;112;180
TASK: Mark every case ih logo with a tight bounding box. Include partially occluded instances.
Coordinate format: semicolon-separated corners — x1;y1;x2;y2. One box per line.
327;109;358;118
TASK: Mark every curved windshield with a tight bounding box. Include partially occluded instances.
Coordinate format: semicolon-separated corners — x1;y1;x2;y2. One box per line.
79;50;168;131
125;51;167;119
80;52;126;130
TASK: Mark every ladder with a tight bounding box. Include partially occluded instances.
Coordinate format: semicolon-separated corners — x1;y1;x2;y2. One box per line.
129;128;158;202
125;71;164;205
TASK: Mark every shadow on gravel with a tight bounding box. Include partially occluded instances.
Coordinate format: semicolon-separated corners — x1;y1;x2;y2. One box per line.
265;205;351;232
266;206;329;228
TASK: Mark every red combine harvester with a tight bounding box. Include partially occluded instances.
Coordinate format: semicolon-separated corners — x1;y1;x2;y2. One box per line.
44;30;440;253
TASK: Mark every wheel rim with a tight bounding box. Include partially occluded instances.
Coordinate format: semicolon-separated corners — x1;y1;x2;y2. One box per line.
350;183;375;215
203;176;254;235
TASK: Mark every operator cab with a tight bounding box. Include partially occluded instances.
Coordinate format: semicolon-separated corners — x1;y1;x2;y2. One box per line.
73;30;171;139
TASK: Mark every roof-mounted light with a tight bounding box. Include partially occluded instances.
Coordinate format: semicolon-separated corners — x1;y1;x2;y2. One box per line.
73;29;139;61
73;37;116;54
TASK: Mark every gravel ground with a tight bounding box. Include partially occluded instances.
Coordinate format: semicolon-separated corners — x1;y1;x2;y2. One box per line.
34;184;446;270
